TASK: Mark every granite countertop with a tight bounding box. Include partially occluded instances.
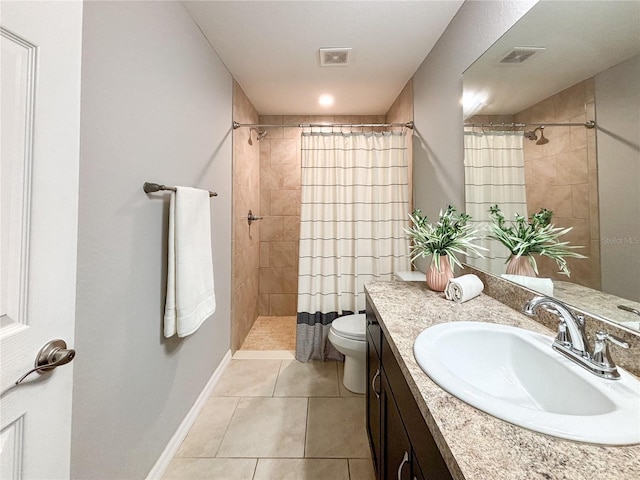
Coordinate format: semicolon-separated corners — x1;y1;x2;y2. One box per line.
365;280;640;480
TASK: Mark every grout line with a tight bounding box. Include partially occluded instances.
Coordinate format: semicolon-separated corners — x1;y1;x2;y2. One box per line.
213;396;242;458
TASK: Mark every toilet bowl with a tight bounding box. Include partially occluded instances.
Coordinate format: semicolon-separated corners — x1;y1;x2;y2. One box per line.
328;313;366;394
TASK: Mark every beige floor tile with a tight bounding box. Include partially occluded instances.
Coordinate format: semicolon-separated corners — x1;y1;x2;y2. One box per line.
212;359;281;397
305;397;370;458
217;397;308;458
349;458;376;480
338;362;365;398
274;360;340;397
175;397;239;458
162;458;256;480
253;458;349;480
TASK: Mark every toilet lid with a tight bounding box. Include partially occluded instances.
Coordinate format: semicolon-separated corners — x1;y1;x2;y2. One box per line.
331;314;366;341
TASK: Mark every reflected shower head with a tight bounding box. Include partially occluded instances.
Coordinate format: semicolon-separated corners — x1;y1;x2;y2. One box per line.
536;126;549;145
524;126;549;145
257;130;268;140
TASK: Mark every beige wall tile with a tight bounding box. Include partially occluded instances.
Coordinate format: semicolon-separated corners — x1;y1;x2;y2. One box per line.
270;241;298;267
529;156;557;187
282;267;298;294
572;184;590;219
260;267;284;294
557;148;588;185
271;190;301;216
283;216;300;240
269;294;297;315
271;138;298;165
258;294;270;316
260;216;284;241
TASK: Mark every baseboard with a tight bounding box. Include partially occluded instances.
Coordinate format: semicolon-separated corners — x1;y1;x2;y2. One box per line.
145;349;232;480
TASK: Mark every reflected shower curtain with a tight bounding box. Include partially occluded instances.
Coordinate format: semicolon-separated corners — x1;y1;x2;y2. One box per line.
464;131;528;274
296;131;410;361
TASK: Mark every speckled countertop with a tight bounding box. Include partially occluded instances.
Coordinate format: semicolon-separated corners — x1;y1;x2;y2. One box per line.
365;280;640;480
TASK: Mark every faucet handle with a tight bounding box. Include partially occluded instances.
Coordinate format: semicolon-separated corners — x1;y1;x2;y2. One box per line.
595;331;629;349
592;331;629;377
555;320;570;347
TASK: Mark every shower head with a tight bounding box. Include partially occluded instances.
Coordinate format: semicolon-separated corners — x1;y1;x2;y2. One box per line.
536;126;549;145
248;127;268;145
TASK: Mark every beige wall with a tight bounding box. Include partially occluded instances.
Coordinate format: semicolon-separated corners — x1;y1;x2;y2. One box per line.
515;79;600;288
232;82;261;351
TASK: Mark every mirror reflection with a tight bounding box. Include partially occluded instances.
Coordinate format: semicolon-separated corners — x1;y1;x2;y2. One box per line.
462;1;640;331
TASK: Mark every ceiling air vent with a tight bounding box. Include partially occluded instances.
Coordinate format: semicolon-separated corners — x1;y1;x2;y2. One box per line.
499;47;545;64
319;48;352;67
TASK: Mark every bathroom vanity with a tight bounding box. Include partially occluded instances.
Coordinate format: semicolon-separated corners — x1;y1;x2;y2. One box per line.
364;280;640;480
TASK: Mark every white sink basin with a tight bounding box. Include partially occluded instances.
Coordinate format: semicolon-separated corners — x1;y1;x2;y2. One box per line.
414;321;640;445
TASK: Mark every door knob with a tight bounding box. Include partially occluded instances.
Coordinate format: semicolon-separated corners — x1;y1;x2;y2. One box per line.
15;339;76;385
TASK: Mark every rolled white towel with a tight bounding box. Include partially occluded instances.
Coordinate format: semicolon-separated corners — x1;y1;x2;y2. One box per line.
445;274;484;303
501;274;554;297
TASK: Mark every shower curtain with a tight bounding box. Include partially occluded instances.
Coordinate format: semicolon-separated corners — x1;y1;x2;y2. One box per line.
296;130;410;361
464;131;528;274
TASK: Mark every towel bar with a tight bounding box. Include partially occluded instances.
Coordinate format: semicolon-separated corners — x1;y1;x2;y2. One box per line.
143;182;217;197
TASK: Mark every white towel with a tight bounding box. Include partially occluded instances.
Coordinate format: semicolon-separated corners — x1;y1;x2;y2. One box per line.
445;274;484;303
164;187;216;338
501;274;554;296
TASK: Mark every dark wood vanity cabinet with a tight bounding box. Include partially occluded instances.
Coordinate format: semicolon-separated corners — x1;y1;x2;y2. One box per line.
366;301;452;480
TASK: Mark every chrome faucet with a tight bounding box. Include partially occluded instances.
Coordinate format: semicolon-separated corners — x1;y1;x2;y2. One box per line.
524;296;629;379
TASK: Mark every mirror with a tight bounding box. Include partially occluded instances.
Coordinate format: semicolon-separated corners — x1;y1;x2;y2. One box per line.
462;1;640;331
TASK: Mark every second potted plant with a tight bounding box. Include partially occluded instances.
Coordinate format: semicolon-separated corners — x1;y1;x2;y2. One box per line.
488;204;586;277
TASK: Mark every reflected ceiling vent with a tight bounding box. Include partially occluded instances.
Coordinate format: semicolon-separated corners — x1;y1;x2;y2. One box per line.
499;47;545;64
319;48;352;66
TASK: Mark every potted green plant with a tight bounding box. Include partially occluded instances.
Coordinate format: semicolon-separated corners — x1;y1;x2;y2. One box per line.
405;205;486;291
488;204;586;277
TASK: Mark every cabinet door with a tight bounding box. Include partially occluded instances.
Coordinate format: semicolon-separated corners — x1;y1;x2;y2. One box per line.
382;371;412;480
412;455;426;480
367;330;382;476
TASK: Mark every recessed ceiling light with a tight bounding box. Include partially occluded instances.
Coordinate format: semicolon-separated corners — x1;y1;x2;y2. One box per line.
318;94;334;107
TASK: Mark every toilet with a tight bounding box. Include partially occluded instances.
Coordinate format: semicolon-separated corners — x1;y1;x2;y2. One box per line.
328;313;366;394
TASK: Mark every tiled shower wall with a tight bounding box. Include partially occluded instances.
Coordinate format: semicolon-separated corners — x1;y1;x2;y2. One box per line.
515;78;601;289
258;115;384;316
232;82;260;351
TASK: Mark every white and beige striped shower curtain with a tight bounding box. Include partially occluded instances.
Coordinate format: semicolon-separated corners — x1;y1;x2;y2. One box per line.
296;131;410;362
464;131;528;274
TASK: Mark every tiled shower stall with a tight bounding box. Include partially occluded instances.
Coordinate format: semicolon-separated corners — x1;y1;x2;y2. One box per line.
231;81;414;352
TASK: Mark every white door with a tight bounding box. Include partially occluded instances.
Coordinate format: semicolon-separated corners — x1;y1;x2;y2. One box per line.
0;1;83;478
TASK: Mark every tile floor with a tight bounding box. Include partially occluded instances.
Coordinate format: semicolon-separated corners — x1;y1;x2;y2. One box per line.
164;320;375;480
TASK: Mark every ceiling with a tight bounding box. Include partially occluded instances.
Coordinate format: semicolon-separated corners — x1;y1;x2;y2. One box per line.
183;0;464;116
463;0;640;117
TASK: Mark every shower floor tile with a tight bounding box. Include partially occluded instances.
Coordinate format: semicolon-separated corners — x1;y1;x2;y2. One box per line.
240;315;296;350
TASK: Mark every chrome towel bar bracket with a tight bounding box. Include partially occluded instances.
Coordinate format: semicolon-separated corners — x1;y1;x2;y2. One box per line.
143;182;217;197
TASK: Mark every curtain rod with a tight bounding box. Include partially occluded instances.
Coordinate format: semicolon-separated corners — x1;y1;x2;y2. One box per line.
232;121;414;129
464;120;595;129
